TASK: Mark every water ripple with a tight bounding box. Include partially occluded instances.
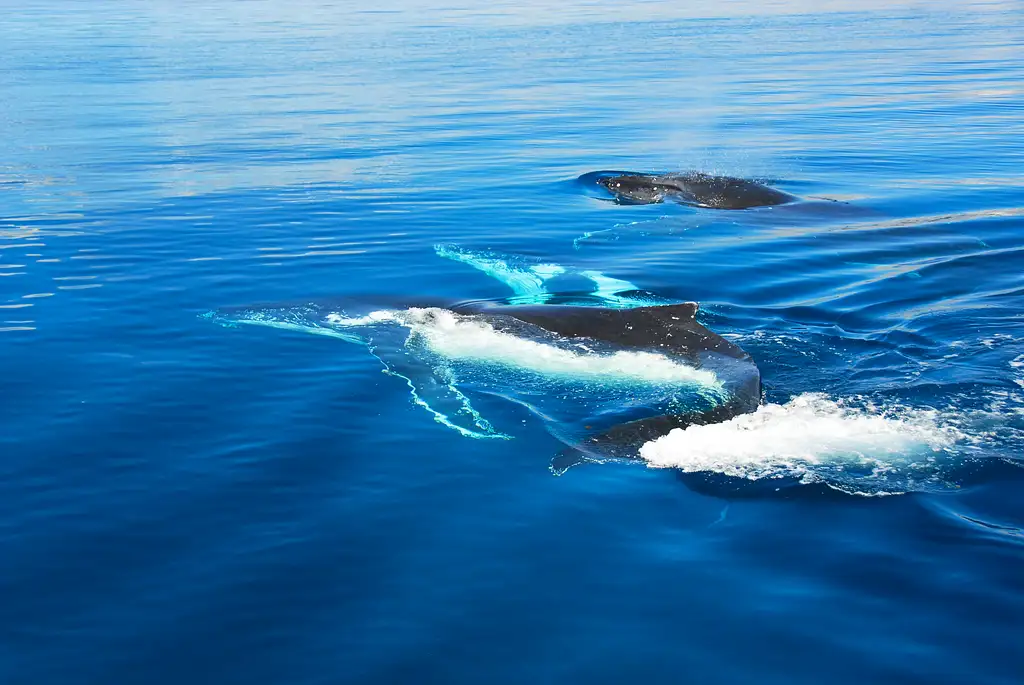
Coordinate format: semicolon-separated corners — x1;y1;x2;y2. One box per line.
2;1;1023;682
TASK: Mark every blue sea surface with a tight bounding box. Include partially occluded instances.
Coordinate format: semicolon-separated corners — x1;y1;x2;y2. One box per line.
2;1;1024;683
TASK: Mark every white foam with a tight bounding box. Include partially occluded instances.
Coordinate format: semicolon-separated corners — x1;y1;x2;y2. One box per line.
326;310;399;327
1012;354;1024;388
639;393;964;483
329;307;721;387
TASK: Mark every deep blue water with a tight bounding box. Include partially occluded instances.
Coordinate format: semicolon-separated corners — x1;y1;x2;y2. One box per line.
3;1;1024;683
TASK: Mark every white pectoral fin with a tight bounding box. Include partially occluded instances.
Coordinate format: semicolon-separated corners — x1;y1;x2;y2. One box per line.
435;243;651;308
578;270;643;306
434;243;552;300
213;313;369;345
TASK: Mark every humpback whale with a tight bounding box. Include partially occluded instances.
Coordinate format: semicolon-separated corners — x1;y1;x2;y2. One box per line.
592;171;796;208
208;246;762;472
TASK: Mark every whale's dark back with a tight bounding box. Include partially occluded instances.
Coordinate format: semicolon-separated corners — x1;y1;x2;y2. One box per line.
597;171;795;208
459;300;761;409
456;300;764;468
455;301;750;362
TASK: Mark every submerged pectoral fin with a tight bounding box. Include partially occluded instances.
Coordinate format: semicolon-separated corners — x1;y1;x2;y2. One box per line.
201;307;369;345
550;447;593;476
547;413;683;475
370;348;510;440
548;418;669;475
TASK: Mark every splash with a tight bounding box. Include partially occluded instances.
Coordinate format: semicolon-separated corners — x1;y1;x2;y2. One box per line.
639;393;969;494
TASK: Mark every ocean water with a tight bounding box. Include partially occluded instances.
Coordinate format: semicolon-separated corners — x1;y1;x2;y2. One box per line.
2;1;1024;683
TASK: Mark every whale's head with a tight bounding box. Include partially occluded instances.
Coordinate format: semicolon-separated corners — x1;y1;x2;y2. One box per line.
597;175;671;205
